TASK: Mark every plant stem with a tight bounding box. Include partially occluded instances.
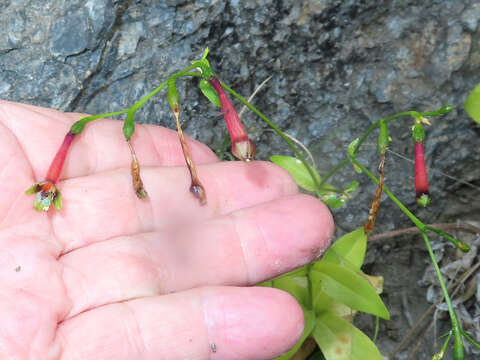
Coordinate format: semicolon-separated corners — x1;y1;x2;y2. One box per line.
421;232;464;360
349;156;424;229
350;154;467;358
326;107;452;180
220;82;321;191
349;156;467;251
460;329;480;350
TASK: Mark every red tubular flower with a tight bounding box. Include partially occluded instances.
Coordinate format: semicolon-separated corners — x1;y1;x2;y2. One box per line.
46;132;74;183
412;122;430;207
25;131;75;211
414;141;430;207
208;77;255;162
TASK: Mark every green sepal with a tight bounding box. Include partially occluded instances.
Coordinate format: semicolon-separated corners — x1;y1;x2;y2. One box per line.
167;78;179;113
348;138;359;157
191;48;214;78
25;183;40;195
53;191;62;211
412;123;425;142
416;193;431;207
199;79;221;107
70;121;86;135
136;188;148;199
123;111;135;141
377;120;389;156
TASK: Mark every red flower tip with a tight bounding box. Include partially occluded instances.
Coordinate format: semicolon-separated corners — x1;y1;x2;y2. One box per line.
232;137;256;162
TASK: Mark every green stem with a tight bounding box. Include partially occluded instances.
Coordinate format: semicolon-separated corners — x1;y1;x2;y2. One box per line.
129;65;198;113
421;232;464;360
327;107;452;180
425;225;470;252
349;156;466;251
320;158;349;186
71;109;129;134
220;82;321;191
349;156;425;229
122;66;203;140
350;154;466;359
460;329;480;350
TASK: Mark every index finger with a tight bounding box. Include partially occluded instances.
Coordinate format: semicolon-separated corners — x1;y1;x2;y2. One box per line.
0;101;218;181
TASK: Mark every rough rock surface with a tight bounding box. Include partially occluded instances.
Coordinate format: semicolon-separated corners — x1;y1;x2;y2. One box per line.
1;0;479;358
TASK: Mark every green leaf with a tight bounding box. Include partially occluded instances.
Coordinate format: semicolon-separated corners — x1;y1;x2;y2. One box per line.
275;310;316;360
313;312;383;360
321;228;367;270
270;155;322;192
257;280;273;287
310;262;389;319
312;287;334;314
273;273;310;307
465;83;480;123
199;79;221;107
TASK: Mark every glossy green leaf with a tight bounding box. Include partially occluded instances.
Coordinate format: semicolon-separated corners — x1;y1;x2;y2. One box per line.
275;265;308;279
199;79;221;107
270;155;322;192
313;312;383;360
321;228;367;270
465;83;480;124
273;274;310;307
275;310;316;360
312;286;334;314
310;262;389;319
257;280;273;287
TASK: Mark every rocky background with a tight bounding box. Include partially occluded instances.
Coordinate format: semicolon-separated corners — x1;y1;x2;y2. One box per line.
1;0;479;358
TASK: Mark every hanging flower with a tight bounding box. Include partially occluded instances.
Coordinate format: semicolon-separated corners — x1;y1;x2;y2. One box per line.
25;131;75;211
208;77;255;162
412;123;430;207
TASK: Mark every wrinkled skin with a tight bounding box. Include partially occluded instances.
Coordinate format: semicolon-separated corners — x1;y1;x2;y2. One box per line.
0;101;334;360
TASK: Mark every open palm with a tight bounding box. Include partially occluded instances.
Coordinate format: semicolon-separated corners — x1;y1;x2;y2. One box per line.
0;101;333;360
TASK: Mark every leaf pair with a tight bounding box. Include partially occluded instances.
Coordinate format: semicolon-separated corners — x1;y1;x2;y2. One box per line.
264;228;389;360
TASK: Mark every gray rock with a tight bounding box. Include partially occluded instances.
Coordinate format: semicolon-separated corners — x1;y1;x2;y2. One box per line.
1;0;480;356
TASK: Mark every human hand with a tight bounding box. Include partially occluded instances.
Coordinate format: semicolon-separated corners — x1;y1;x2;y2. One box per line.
0;101;333;359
